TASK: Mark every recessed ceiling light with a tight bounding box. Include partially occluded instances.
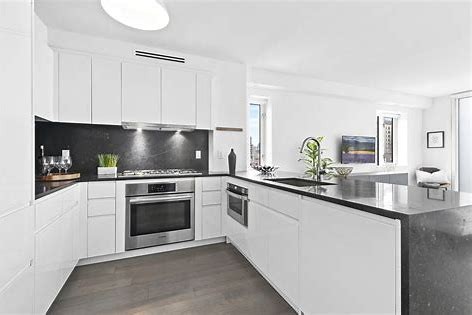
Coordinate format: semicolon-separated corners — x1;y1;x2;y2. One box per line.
100;0;169;31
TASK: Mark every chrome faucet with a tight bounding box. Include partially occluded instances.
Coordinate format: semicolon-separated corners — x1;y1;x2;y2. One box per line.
300;137;322;181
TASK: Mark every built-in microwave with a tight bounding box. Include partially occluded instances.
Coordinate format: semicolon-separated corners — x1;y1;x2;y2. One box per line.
226;183;249;227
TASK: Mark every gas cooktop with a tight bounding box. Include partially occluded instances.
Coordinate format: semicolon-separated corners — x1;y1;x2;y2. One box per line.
118;169;203;178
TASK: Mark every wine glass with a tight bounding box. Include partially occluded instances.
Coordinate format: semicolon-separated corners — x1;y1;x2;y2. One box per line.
45;156;55;175
63;156;72;173
53;156;62;174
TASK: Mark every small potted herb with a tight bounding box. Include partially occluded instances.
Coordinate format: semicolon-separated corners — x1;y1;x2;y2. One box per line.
97;154;119;176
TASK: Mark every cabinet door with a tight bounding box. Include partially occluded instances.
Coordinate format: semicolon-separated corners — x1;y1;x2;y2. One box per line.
0;27;32;215
88;215;115;257
202;205;222;239
58;52;92;123
92;57;121;125
60;209;75;280
247;202;268;274
161;68;196;126
265;207;299;305
122;62;160;124
196;72;212;129
34;216;65;314
33;14;55;121
300;198;398;315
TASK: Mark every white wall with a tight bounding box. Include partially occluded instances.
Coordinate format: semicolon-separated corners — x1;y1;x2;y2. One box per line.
46;28;248;172
422;96;453;178
248;69;426;182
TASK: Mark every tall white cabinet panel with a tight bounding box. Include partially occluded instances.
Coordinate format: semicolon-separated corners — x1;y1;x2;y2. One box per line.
58;52;92;123
196;72;212;129
0;2;33;313
92;57;122;125
161;68;196;126
122;62;160;124
0;29;32;215
300;198;399;315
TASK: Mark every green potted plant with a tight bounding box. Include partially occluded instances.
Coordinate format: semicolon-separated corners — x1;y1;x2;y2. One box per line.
97;153;119;176
298;136;334;178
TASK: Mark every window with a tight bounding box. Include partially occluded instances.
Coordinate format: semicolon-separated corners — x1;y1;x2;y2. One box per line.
249;103;262;166
382;117;394;163
377;112;404;165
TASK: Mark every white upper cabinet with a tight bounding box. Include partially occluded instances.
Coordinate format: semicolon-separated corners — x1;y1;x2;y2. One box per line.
92;57;122;125
58;52;92;123
33;14;55;121
161;68;196;126
196;72;212;129
122;62;161;124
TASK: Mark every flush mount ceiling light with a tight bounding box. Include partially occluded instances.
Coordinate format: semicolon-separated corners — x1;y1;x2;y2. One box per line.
100;0;169;31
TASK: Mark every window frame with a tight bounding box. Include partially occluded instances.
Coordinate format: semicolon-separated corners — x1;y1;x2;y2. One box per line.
377;112;400;166
249;101;267;166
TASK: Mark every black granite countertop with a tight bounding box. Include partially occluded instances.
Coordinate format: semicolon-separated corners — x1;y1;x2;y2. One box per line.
232;171;472;220
35;171;228;200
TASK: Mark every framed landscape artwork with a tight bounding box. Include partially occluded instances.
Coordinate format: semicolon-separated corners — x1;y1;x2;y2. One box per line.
341;136;376;164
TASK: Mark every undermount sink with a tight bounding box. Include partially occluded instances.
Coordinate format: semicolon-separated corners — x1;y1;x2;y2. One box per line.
265;177;337;187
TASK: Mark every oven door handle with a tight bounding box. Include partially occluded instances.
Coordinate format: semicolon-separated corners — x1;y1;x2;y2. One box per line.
226;189;248;201
129;194;193;204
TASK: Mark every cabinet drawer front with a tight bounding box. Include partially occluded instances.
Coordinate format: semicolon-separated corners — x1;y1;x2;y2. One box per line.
35;194;63;231
267;189;300;220
87;215;115;257
88;198;115;217
202;191;221;205
62;185;80;211
88;182;115;199
249;185;269;206
202;177;221;191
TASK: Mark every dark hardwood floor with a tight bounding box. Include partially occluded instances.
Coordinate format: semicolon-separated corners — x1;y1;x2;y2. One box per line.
48;243;296;315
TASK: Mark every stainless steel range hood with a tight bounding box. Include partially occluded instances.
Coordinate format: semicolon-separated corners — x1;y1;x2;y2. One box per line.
121;122;196;132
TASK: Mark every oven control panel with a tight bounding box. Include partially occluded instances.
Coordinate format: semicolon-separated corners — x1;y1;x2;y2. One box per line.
148;183;176;193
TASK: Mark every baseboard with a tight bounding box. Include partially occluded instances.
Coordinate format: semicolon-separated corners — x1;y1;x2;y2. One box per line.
78;237;226;266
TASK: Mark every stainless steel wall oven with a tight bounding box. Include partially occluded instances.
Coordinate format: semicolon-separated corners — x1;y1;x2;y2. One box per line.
125;179;195;250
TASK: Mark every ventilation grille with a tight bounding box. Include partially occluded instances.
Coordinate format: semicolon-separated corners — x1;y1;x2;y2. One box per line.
135;50;185;63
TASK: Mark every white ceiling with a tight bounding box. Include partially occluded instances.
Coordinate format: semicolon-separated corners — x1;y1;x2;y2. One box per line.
36;0;472;97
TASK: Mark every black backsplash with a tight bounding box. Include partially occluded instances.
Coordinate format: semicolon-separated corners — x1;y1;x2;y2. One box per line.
35;122;209;175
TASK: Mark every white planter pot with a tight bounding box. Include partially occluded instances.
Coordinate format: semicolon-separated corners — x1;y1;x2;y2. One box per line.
97;167;117;176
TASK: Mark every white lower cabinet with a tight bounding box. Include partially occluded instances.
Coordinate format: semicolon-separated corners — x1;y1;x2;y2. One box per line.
34;213;67;314
248;201;299;306
34;185;81;314
197;177;223;240
299;198;400;315
86;182;117;258
264;206;299;305
87;215;116;257
201;205;222;239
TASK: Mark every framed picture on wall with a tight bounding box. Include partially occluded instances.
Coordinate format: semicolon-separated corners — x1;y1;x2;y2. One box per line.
427;131;445;148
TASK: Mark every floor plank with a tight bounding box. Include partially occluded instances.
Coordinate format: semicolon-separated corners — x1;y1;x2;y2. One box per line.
48;243;296;315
